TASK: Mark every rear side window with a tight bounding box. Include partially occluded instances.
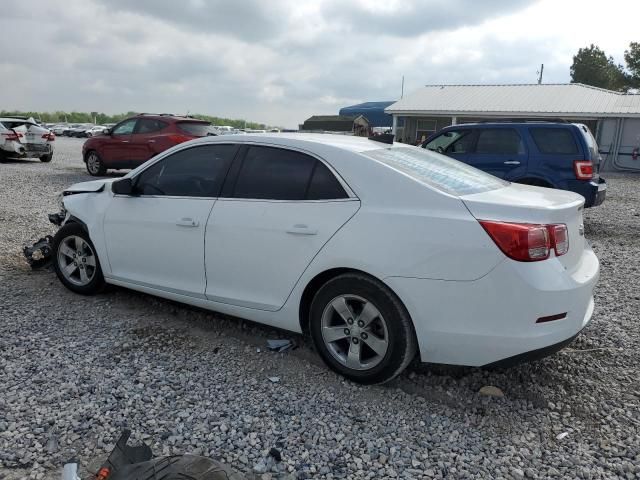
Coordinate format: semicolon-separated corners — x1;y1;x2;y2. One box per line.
136;119;167;134
134;144;236;197
307;162;348;200
476;129;524;155
177;122;213;137
364;147;507;196
530;128;579;154
232;146;346;200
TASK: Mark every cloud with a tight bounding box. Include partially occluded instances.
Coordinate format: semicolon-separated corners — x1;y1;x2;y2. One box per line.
0;0;638;127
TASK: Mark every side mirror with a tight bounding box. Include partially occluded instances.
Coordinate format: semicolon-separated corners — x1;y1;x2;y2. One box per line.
112;178;134;195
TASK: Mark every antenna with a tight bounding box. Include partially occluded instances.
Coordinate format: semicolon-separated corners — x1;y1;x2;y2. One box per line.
537;64;544;84
401;75;405;98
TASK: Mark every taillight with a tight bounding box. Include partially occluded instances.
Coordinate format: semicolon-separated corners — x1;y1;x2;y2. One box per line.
42;133;55;141
2;132;20;141
574;160;594;180
479;221;550;262
167;134;192;144
548;224;569;256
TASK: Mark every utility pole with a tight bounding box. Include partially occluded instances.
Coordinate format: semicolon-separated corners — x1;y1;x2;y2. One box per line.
401;75;405;99
537;64;544;84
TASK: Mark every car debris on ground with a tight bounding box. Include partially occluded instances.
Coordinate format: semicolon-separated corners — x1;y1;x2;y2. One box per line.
266;339;294;353
62;430;246;480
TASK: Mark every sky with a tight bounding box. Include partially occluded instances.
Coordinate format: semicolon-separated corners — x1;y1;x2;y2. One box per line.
1;0;639;128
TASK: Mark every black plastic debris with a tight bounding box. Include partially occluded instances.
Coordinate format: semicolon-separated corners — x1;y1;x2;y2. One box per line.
23;235;54;270
268;447;282;463
266;339;294;353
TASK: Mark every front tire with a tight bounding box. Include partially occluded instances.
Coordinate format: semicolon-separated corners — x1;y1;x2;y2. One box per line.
53;223;105;295
85;150;107;176
309;273;417;384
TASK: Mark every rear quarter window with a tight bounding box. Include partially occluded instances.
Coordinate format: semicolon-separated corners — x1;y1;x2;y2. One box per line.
530;128;579;154
177;122;213;137
363;147;507;196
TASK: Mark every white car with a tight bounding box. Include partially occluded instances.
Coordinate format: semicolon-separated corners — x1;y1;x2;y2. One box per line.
48;134;599;383
0;117;54;162
86;125;109;137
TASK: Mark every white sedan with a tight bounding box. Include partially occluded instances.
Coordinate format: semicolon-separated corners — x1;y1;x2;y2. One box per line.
49;134;599;384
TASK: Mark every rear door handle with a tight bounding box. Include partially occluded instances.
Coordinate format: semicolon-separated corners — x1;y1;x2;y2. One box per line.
176;217;199;227
286;224;317;235
503;160;521;165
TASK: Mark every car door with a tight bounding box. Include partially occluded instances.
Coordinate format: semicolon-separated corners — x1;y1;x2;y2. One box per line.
129;118;169;167
205;145;360;311
423;129;476;164
103;143;238;297
466;127;528;179
103;118;138;163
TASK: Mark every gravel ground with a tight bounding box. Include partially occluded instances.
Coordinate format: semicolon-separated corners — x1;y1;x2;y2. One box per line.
1;138;639;480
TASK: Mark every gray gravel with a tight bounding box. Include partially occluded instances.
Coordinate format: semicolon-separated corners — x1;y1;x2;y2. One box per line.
1;138;639;479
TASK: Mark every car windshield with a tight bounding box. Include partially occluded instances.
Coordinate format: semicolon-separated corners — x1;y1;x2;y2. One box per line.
176;122;213;137
424;130;466;151
363;146;508;196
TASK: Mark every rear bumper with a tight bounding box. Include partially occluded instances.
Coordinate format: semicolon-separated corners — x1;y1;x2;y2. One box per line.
568;178;606;208
485;330;581;368
385;246;599;366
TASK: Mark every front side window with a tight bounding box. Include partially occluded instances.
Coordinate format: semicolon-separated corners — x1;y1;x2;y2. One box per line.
476;129;524;155
530;128;579;154
233;146;345;200
134;144;236;197
364;146;507;196
112;119;137;135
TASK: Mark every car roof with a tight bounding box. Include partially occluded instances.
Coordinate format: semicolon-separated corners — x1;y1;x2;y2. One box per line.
133;114;209;122
445;121;575;128
192;132;394;153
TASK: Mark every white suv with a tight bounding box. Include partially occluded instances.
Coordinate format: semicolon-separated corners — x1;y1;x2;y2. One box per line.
0;117;54;162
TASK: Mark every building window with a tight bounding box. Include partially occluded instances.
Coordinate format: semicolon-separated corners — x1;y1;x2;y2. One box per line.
416;119;437;143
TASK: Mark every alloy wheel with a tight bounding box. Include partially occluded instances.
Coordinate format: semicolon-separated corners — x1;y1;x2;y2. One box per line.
57;235;97;286
320;294;389;371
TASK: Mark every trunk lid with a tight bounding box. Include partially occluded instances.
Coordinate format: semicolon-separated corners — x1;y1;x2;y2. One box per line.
461;183;586;269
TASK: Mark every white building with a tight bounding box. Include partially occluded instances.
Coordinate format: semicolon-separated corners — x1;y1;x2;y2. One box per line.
386;83;640;172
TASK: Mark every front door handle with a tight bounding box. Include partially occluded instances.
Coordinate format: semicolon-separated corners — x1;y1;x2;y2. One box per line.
286;224;317;235
503;160;521;165
176;217;199;227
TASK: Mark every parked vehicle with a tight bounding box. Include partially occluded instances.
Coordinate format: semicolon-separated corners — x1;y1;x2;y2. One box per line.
52;125;67;136
86;125;109;137
0;117;54;162
70;124;95;138
49;134;599;384
422;121;606;207
82;114;215;176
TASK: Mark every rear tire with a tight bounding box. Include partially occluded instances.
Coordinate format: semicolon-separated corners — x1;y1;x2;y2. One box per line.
40;152;53;163
52;223;105;295
85;150;107;176
309;273;417;384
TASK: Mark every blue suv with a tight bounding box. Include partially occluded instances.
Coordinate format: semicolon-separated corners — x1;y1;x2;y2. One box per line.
422;121;606;207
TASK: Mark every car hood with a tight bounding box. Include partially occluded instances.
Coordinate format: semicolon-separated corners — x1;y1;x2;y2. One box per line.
64;178;116;194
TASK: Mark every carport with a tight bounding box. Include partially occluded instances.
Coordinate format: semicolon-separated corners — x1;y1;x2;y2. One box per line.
386;83;640;172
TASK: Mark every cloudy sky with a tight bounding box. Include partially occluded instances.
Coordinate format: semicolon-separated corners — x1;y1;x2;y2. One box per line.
1;0;638;127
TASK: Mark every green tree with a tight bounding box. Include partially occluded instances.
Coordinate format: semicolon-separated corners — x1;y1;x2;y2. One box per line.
570;44;626;91
624;42;640;88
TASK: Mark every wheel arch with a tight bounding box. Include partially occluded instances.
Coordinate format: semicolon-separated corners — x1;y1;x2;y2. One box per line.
298;267;417;341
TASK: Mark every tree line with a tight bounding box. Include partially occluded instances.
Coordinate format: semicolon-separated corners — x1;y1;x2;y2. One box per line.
570;42;640;91
0;110;269;130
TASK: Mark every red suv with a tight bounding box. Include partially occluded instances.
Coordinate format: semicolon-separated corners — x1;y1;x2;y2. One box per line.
82;114;214;176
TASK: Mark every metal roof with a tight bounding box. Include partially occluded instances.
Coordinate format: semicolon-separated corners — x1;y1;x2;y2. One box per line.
385;83;640;118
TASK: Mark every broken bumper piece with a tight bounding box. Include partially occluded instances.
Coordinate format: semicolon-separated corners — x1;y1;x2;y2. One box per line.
23;235;54;269
49;211;66;226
